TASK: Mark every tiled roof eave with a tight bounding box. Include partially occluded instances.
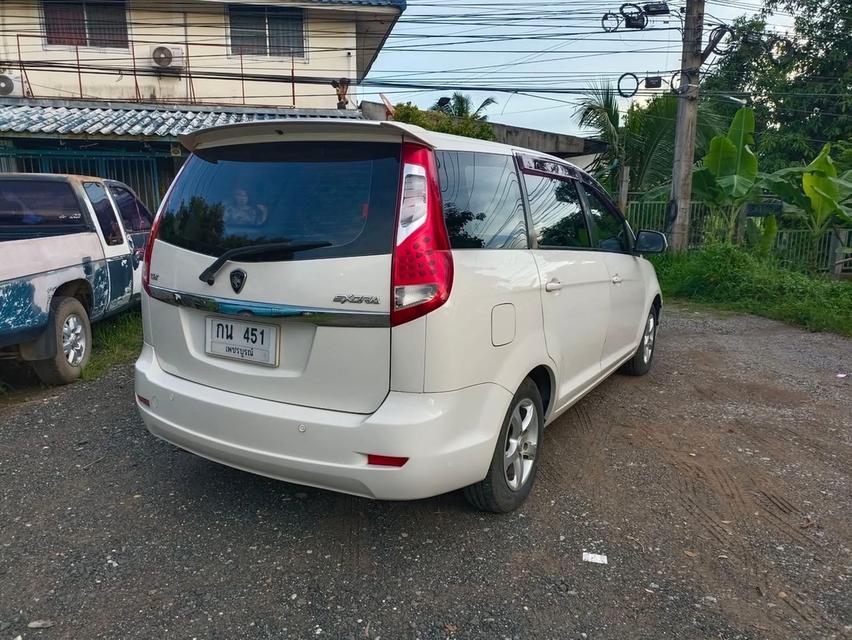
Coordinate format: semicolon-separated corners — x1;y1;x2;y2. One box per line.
0;101;364;141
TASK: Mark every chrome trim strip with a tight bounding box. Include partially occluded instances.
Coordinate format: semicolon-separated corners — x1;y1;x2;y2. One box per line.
147;285;390;328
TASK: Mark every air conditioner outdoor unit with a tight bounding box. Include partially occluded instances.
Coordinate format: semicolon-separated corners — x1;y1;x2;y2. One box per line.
150;45;185;71
0;72;24;98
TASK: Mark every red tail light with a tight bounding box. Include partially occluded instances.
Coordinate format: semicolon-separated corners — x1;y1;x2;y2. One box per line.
141;209;164;296
390;143;453;327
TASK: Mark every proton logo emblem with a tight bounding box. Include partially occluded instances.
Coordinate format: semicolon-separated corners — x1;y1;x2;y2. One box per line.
229;269;247;294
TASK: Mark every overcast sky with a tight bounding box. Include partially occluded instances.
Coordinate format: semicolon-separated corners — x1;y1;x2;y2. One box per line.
358;0;792;136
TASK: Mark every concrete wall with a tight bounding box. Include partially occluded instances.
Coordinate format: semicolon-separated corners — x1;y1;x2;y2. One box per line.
488;121;586;157
0;0;393;108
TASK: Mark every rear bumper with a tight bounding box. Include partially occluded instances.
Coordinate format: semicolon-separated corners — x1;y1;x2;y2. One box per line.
134;344;511;500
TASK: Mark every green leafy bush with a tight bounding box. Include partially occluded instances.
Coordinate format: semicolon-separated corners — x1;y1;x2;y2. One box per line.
392;103;494;140
651;245;852;335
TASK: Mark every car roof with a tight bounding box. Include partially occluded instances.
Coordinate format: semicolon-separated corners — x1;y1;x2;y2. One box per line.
179;119;584;170
0;172;105;183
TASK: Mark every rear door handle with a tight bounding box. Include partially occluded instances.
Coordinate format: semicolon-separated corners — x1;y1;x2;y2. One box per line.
611;275;623;285
545;279;564;292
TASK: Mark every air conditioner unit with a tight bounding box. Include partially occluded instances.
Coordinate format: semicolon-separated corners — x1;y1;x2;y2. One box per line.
150;45;185;71
0;72;24;98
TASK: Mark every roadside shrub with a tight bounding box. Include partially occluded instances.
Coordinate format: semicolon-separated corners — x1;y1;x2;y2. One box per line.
651;244;852;335
392;103;495;140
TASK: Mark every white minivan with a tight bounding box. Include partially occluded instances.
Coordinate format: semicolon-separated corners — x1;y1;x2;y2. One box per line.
135;120;666;512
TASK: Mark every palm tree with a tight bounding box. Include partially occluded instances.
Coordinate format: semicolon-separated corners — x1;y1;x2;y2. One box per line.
431;92;497;121
574;82;725;195
574;82;623;192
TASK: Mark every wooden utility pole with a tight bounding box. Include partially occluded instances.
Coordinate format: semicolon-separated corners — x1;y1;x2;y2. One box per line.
669;0;705;251
618;164;630;214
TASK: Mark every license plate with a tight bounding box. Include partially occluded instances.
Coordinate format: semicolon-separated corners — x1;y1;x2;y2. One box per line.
205;317;279;367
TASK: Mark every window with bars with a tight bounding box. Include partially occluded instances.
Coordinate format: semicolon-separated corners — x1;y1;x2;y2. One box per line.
228;5;305;58
43;1;128;48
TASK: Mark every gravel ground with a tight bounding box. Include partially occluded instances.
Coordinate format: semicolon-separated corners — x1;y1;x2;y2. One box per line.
1;305;850;640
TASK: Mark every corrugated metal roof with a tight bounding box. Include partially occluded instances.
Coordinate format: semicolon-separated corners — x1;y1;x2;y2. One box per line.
0;101;363;139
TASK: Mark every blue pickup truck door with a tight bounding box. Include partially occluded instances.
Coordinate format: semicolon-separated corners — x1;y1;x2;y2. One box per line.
83;182;134;313
107;183;153;299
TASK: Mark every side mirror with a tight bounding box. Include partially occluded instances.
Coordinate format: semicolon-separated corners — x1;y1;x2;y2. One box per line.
634;229;668;254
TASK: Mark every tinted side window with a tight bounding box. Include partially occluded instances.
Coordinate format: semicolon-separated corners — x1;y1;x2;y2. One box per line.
583;186;630;253
0;180;85;231
109;185;152;232
437;151;528;249
83;182;124;246
523;175;591;249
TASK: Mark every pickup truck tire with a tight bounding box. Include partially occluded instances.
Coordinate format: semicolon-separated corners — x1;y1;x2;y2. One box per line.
31;297;92;385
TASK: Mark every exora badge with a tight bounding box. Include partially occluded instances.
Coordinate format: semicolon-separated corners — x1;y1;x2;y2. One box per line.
229;269;247;294
333;295;380;305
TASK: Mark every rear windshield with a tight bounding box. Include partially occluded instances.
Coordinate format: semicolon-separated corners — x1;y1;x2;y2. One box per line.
158;141;401;260
0;179;87;239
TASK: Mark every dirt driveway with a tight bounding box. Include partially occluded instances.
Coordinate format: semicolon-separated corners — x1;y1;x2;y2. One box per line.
0;305;849;639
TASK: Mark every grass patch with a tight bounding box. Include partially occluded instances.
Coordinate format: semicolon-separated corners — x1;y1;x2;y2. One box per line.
83;309;144;380
650;244;852;336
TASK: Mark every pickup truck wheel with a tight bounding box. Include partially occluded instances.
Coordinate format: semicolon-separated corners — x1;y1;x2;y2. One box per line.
31;297;92;385
620;306;658;377
464;378;543;513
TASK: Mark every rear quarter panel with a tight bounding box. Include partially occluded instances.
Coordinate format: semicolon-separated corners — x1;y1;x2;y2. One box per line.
423;250;551;396
0;233;110;345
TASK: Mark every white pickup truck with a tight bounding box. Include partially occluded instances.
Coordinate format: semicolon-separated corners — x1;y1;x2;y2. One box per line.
0;173;153;384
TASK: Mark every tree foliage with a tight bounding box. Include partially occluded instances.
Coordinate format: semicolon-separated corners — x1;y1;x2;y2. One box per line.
700;0;852;172
574;83;724;194
392;102;495;140
430;92;497;121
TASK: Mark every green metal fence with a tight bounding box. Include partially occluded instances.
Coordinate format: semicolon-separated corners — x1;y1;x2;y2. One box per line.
773;230;830;271
0;149;162;211
626;200;852;276
626;200;711;247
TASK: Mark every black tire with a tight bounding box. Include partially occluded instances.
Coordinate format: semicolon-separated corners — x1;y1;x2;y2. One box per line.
464;378;544;513
620;306;659;377
31;296;91;385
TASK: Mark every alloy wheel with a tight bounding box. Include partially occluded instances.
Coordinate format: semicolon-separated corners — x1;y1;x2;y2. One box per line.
503;399;539;491
62;313;86;367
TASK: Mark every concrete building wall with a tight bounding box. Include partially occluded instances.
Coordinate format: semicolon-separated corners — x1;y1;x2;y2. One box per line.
0;0;390;108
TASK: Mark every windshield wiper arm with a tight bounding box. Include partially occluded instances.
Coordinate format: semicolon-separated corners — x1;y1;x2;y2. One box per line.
198;241;333;285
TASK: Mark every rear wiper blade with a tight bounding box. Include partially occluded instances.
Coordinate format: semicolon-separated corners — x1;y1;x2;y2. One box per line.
198;241;332;285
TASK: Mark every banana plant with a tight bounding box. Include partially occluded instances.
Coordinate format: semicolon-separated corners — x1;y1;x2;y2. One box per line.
758;144;852;236
691;107;760;242
758;144;852;270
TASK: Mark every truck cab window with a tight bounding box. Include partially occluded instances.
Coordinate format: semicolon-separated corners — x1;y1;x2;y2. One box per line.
108;185;152;232
84;182;124;246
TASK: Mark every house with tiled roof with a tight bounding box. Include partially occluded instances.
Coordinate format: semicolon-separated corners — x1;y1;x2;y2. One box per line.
0;0;406;205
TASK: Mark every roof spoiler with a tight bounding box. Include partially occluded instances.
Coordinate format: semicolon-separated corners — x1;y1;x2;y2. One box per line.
179;119;435;153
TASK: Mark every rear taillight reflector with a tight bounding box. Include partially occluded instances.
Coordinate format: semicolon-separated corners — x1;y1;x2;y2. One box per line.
390;143;453;327
136;394;151;407
141;210;164;296
367;454;409;467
